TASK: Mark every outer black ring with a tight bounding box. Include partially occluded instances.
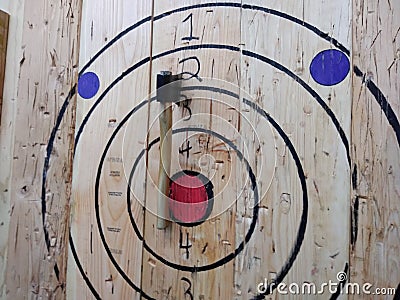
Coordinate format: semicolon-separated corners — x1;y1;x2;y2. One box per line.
55;34;333;300
39;2;400;299
76;43;348;297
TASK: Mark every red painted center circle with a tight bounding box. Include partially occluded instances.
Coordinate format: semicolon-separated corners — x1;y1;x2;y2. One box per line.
169;173;210;224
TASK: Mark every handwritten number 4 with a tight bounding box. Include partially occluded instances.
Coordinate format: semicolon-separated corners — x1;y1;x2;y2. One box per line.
182;13;199;41
179;230;192;259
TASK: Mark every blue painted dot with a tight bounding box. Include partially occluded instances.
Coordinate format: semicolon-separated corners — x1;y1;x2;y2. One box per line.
310;49;350;86
78;72;100;99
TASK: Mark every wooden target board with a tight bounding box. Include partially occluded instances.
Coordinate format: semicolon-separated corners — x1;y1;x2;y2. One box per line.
47;1;400;299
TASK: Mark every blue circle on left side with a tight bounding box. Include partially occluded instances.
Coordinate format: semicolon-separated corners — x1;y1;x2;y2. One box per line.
310;49;350;86
78;72;100;99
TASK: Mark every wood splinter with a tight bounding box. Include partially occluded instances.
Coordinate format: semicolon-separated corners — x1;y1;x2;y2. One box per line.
156;71;182;229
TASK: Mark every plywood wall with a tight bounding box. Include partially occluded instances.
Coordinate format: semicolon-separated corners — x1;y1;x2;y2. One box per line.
351;0;400;296
0;0;82;298
0;7;10;299
0;1;398;299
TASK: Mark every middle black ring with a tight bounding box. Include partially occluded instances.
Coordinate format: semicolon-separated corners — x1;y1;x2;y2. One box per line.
94;90;308;299
93;90;260;273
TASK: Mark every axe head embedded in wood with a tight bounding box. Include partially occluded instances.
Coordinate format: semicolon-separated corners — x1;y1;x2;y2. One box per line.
156;71;183;104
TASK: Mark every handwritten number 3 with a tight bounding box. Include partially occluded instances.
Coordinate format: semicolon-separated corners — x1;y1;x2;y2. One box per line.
181;277;194;300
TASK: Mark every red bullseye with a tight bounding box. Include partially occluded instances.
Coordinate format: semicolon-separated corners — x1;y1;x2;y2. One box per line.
169;170;214;226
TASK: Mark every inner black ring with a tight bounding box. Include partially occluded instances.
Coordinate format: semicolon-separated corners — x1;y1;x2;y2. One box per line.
123;126;258;271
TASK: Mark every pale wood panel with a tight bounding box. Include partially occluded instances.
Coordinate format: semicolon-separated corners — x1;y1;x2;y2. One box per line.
0;1;23;297
351;0;400;298
141;1;242;299
237;0;352;298
3;0;82;298
2;1;397;299
67;1;152;299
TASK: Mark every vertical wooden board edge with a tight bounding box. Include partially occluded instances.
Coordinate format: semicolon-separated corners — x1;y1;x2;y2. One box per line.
350;0;400;297
0;9;9;127
3;0;83;298
68;1;153;298
0;1;25;298
63;0;84;297
0;7;9;296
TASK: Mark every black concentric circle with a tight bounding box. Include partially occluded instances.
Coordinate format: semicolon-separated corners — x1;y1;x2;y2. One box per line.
40;3;400;299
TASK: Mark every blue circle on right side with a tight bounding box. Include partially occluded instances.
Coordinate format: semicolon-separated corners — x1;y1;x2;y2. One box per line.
310;49;350;86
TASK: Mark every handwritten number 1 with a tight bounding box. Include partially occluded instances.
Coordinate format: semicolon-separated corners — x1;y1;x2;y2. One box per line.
182;13;199;41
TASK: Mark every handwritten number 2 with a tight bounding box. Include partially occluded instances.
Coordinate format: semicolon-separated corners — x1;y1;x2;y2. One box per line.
179;56;201;81
181;277;194;300
182;13;199;41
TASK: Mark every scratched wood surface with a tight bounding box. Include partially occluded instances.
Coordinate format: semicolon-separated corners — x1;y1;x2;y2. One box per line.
66;1;152;299
236;0;352;298
351;0;400;298
0;3;15;297
67;0;400;299
1;0;399;299
141;1;241;299
68;1;354;299
2;0;82;298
